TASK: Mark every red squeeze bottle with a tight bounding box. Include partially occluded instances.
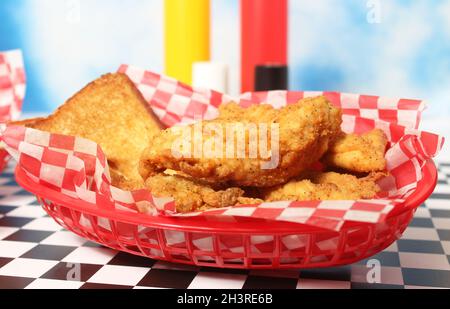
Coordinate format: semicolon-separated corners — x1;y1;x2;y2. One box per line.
241;0;288;93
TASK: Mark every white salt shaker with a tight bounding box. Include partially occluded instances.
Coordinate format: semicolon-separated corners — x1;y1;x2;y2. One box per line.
192;61;228;93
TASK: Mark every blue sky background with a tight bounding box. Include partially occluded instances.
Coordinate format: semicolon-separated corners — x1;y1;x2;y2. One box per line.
1;0;449;118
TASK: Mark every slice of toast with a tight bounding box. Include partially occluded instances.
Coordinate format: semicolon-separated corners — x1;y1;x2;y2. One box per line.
9;118;46;127
27;73;162;190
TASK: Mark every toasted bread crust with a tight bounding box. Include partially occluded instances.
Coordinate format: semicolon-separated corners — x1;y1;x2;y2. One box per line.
26;73;162;189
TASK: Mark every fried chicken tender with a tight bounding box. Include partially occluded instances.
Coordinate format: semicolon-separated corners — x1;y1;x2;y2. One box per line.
18;73;162;190
323;129;388;173
216;103;277;122
140;96;342;187
110;168;148;191
262;171;386;202
144;173;262;213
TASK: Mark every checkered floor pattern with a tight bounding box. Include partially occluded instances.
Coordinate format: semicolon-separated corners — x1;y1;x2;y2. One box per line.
1;162;450;289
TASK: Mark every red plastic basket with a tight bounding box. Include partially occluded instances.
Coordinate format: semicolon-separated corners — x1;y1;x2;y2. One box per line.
15;161;437;269
0;149;9;173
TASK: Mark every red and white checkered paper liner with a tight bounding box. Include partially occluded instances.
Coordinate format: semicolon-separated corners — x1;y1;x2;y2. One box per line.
0;50;26;122
0;50;26;171
0;65;444;233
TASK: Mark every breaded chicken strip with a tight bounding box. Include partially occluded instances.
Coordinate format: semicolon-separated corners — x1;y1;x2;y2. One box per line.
216;103;276;122
262;171;386;202
144;173;262;213
140;96;342;187
110;168;147;191
323;129;388;173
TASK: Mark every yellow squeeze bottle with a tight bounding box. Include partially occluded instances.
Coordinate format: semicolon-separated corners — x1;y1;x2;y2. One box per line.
165;0;210;85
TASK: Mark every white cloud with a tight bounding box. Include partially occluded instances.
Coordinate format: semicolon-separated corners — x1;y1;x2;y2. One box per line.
439;0;450;39
289;0;353;65
24;0;163;110
290;0;450;114
369;1;433;97
373;0;450;118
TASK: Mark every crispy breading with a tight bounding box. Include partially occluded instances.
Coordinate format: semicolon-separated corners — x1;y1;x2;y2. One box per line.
24;73;162;189
144;173;259;213
323;129;388;173
262;171;386;202
109;168;146;191
140;96;343;187
217;102;277;122
236;197;264;205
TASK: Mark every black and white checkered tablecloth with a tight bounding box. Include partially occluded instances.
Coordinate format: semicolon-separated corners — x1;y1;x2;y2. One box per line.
1;162;450;289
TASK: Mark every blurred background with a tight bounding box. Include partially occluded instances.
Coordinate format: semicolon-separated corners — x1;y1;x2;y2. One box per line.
1;0;449;120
